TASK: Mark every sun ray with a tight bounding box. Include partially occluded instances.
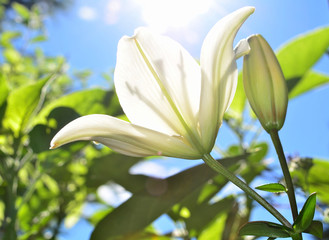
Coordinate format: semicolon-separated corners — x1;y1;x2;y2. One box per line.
135;0;214;33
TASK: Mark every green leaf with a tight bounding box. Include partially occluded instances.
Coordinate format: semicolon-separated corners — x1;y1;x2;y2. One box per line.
184;197;235;234
293;193;317;233
0;31;21;47
31;89;122;152
30;35;47;43
276;26;329;98
306;159;329;205
64;203;84;228
3;48;21;64
277;26;329;82
35;89;122;125
86;153;146;192
29;107;80;153
89;208;113;226
289;71;329;99
0;73;9;124
90;154;248;240
3;76;52;135
227;73;245;119
290;158;329;204
239;221;291;238
199;213;227;240
12;2;30;20
255;183;287;193
304;220;323;239
241;142;269;184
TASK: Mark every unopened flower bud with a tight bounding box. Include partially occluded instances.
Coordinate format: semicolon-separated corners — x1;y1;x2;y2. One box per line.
243;34;288;132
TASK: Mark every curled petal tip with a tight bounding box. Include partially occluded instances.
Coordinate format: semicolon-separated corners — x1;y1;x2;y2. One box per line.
199;5;255;150
243;6;256;12
49;142;58;149
246;33;261;41
121;27;145;41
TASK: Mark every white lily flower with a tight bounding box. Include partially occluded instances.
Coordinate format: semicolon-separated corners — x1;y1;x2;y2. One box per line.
50;7;255;159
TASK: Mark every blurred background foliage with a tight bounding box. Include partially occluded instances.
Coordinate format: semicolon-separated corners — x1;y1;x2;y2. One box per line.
0;1;328;240
0;0;71;25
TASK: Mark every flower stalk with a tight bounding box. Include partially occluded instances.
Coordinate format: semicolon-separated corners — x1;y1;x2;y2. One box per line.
269;130;298;221
202;153;292;228
242;33;299;228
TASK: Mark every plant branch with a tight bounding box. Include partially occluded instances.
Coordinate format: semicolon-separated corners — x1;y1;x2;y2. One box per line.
269;130;298;221
202;153;292;228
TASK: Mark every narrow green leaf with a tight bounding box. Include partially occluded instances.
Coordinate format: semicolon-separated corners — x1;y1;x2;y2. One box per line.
255;183;287;193
293;193;317;233
90;154;248;240
3;76;52;135
289;71;329;99
12;2;30;20
239;221;291;238
304;220;323;239
0;72;9;107
30;35;47;43
277;27;329;81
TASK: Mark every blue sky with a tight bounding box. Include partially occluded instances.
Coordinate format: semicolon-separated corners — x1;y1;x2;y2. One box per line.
38;0;329;239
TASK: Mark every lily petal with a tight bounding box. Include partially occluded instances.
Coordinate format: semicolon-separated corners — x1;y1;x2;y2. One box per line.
234;39;251;60
50;114;202;159
199;6;255;151
114;28;201;137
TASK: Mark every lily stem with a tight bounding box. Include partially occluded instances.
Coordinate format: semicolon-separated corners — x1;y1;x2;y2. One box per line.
202;153;291;228
269;130;298;221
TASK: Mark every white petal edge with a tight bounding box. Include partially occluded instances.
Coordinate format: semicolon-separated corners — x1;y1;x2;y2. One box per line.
50;114;202;159
114;28;201;137
199;6;255;151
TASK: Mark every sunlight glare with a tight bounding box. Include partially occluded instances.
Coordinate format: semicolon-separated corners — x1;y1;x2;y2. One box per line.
136;0;214;33
78;6;97;21
105;0;121;24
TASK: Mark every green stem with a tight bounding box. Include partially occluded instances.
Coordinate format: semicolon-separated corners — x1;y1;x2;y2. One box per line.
2;136;23;240
3;176;18;240
269;130;298;221
202;153;291;228
17;172;42;210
